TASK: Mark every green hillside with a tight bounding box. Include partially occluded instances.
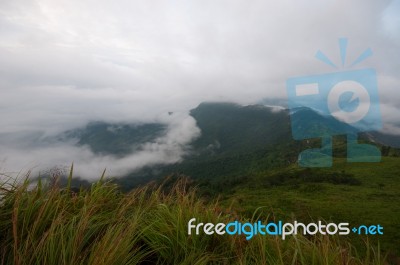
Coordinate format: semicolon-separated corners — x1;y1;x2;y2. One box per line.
202;157;400;257
119;102;398;188
53;102;400;259
0;175;388;265
189;102;292;155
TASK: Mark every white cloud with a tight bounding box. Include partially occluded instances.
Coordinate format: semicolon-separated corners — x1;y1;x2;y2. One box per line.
0;0;399;179
0;113;200;180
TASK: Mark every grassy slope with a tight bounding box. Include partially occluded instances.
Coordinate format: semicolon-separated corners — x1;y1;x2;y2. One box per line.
0;176;387;265
218;157;400;257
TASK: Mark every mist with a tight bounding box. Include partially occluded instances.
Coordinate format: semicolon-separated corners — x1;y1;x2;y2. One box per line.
0;113;200;180
0;0;399;179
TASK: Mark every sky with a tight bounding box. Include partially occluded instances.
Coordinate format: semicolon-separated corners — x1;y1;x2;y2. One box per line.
0;0;399;179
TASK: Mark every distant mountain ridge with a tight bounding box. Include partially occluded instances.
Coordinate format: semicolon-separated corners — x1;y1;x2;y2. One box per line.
50;103;400;256
59;102;400;187
61;121;167;156
189;102;292;155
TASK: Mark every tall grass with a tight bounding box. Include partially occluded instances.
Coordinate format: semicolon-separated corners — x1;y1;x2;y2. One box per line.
0;170;386;264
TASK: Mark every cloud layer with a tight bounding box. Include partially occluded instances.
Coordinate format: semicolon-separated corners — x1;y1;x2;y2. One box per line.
0;113;200;180
0;0;399;179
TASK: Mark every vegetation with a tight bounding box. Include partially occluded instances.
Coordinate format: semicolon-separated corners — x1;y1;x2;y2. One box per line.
12;102;397;264
62;122;166;156
0;170;388;265
207;157;400;262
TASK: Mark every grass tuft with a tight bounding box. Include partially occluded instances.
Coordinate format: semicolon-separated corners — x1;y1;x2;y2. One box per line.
0;173;387;265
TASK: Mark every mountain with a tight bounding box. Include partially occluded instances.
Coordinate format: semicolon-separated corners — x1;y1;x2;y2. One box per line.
61;121;167;156
369;131;400;148
59;102;400;188
189;102;292;155
52;102;400;256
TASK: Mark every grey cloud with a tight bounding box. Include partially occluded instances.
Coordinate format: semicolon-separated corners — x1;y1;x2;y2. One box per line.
0;113;200;180
0;0;399;179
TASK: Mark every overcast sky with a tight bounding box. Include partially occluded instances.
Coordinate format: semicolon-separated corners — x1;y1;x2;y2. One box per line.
0;0;399;179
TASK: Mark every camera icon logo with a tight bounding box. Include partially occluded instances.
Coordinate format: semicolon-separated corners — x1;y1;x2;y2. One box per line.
286;38;382;167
